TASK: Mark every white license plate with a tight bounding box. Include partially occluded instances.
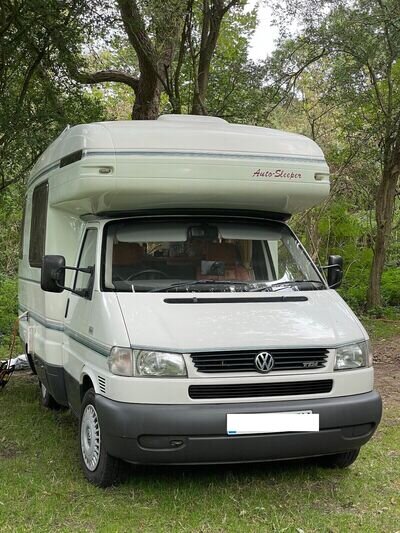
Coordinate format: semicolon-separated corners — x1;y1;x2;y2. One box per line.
227;411;319;435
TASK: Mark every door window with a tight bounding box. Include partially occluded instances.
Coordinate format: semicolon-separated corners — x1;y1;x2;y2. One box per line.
75;229;97;295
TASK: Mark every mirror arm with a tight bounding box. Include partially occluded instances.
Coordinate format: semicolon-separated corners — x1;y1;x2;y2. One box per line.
320;263;342;270
53;265;94;298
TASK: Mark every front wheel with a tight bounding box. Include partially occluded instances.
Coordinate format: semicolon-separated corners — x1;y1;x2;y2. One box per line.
79;388;122;487
319;448;360;468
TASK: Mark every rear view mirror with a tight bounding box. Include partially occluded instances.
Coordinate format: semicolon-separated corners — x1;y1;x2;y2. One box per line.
41;255;66;293
327;255;343;289
188;225;219;241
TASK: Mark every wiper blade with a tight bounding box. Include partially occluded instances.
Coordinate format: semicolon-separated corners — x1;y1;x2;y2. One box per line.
149;280;251;293
250;280;325;292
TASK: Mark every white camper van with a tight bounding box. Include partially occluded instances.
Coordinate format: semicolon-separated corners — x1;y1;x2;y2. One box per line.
19;115;381;486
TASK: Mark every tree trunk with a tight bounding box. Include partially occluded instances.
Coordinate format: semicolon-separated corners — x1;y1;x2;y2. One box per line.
131;75;161;120
367;162;399;307
191;3;225;115
192;62;210;115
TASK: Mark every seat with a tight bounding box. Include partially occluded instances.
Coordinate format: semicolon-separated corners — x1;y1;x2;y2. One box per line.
197;242;252;281
113;242;145;280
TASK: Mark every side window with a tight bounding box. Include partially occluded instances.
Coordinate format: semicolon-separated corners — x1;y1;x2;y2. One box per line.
75;229;97;293
275;240;304;280
19;201;27;259
29;181;48;267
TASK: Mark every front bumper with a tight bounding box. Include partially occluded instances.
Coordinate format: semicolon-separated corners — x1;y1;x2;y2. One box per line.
96;391;382;465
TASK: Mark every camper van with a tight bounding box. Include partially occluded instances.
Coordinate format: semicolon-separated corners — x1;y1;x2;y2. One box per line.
19;115;382;486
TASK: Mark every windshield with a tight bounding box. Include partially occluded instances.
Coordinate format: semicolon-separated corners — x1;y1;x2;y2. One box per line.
102;219;325;293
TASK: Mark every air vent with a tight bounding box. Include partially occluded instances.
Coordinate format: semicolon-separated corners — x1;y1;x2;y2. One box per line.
98;375;106;394
188;380;333;399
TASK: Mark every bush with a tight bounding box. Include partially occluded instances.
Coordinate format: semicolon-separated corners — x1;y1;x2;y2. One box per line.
0;276;18;349
381;268;400;306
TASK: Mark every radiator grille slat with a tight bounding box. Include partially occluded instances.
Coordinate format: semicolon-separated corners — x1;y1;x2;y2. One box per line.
190;348;329;374
189;379;333;399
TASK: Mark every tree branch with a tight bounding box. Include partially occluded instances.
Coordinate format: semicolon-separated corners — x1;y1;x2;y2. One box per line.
75;69;139;91
117;0;157;72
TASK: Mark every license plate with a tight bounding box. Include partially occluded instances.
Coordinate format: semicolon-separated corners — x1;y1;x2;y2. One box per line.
227;411;319;435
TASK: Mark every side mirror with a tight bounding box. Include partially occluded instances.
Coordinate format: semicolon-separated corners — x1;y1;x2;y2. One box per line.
41;255;66;293
327;255;343;289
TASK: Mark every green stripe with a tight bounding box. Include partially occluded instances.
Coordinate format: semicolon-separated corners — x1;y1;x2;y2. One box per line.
18;304;110;357
18;304;64;331
64;327;110;357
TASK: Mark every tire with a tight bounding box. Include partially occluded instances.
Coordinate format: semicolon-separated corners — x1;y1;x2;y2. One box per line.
319;448;360;469
79;388;122;487
26;350;37;375
39;380;60;410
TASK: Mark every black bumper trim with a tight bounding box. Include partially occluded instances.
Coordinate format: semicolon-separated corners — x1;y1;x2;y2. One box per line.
96;391;382;465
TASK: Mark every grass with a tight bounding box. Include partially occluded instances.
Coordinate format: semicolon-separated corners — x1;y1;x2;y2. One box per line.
361;316;400;341
0;319;399;532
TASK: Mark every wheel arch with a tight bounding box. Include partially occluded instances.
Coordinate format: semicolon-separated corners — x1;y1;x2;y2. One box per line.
80;367;100;400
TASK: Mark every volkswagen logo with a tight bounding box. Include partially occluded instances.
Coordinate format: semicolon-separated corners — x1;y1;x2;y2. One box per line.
255;352;275;373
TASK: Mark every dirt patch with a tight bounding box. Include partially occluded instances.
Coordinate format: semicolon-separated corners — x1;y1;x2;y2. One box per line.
0;439;19;460
373;336;400;406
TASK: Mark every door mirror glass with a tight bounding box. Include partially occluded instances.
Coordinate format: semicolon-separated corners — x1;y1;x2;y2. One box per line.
41;255;66;292
327;255;343;289
41;254;94;297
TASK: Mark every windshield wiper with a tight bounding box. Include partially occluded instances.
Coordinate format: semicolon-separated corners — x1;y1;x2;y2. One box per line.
149;280;251;293
250;280;326;292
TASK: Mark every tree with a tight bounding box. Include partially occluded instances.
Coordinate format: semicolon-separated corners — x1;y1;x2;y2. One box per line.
57;0;246;119
80;3;259;121
268;0;400;307
0;0;105;193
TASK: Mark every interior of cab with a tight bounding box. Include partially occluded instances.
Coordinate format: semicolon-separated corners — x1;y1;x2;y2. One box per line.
112;238;260;284
104;219;319;292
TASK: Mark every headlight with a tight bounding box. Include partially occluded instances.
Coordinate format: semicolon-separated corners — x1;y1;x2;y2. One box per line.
334;341;371;370
135;350;187;377
108;347;133;376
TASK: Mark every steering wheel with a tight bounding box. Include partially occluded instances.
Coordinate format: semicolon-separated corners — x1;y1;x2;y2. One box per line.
127;269;169;280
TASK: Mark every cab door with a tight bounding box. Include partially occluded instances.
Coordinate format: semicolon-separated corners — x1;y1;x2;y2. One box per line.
63;226;100;414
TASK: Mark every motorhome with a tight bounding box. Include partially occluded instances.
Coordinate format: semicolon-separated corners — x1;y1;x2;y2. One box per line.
18;115;382;486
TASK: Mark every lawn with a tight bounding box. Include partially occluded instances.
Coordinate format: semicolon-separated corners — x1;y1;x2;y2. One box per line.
0;320;399;532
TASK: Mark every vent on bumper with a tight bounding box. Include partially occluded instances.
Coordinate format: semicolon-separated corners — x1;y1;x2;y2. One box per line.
190;348;329;373
188;379;333;399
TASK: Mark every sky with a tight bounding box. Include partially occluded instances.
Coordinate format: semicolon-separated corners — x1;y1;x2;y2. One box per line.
246;1;280;60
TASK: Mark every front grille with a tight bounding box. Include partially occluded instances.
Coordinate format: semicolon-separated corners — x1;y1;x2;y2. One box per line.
188;379;333;399
190;348;329;374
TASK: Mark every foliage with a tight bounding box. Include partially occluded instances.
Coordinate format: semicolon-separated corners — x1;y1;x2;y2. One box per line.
0;184;23;277
381;269;400;307
292;198;400;314
0;276;18;346
267;0;400;307
0;0;105;192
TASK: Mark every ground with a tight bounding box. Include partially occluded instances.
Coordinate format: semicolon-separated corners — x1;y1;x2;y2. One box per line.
0;320;399;532
373;336;400;407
